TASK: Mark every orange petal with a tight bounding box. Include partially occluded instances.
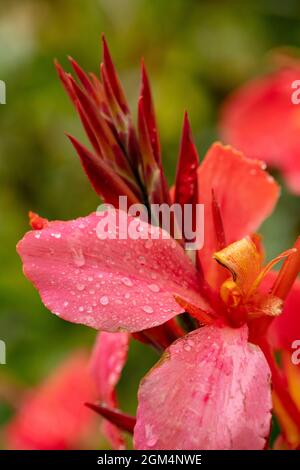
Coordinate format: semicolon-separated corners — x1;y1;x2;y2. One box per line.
214;237;261;296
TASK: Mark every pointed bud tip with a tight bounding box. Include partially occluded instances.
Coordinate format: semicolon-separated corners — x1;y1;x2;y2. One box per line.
28;211;48;230
183;111;191;129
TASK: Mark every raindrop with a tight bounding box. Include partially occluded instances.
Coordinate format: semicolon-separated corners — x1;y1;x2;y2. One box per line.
72;248;85;267
148;284;160;293
121;277;133;287
142;305;154;314
100;296;109;306
145;425;158;447
51;232;61;239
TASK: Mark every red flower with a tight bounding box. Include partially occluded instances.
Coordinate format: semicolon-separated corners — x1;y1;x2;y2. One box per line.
219;64;300;194
6;353;97;449
16;38;300;449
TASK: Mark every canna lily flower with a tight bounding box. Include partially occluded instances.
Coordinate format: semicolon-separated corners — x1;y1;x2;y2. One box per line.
17;37;300;449
5;340;130;450
5;352;98;450
219;62;300;194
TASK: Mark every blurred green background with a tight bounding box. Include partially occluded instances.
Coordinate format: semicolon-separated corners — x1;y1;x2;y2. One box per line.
0;0;300;448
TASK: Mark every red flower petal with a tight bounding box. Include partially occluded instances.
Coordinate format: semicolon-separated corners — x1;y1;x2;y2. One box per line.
219;68;300;194
197;143;279;287
174;112;199;208
17;211;209;332
134;324;272;450
268;275;300;351
67;135;140;207
90;331;129;449
6;353;96;450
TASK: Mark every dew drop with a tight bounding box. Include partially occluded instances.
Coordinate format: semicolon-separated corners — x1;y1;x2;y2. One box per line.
51;232;61;239
72;248;85;267
100;296;109;306
148;284;160;293
145;425;158;447
121;277;133;287
78;306;84;312
142;305;154;314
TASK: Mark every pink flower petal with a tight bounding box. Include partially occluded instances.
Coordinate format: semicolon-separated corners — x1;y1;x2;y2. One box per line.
197;143;279;287
219;67;300;193
266;275;300;351
17;211;209;332
6;353;96;450
90;331;129;449
134;323;272;450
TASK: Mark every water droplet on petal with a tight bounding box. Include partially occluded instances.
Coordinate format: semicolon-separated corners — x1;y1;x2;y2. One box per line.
121;277;133;287
145;424;158;447
100;296;109;306
148;284;160;293
78;306;84;312
72;248;85;267
51;232;61;239
142;305;154;314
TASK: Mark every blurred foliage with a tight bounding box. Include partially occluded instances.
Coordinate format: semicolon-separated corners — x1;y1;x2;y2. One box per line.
0;0;300;448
